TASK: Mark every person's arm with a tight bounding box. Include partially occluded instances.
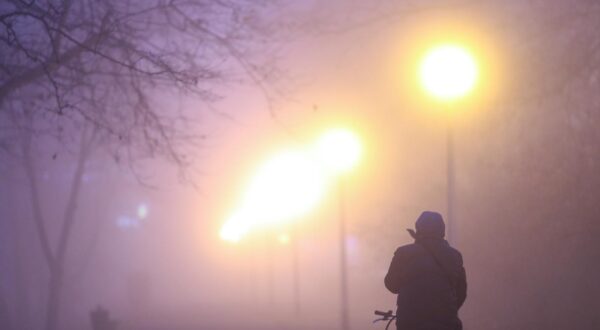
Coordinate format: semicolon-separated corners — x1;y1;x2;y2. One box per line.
455;254;467;309
384;248;406;294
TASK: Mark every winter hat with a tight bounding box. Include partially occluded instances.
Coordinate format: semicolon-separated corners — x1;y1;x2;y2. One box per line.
414;211;445;238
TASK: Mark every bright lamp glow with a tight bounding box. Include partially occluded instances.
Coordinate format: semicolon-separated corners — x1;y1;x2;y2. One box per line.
314;129;362;175
219;211;251;243
242;150;327;223
220;150;328;242
419;44;478;101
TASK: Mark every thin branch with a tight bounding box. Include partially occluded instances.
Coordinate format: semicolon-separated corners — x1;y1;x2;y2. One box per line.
0;32;105;106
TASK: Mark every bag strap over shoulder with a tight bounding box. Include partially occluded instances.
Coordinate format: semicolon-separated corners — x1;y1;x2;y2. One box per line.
417;241;456;286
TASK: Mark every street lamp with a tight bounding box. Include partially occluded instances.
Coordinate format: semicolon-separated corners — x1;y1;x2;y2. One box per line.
418;43;479;243
419;44;478;101
314;128;362;330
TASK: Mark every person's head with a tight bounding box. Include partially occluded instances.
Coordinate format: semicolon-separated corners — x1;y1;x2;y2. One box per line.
413;211;445;239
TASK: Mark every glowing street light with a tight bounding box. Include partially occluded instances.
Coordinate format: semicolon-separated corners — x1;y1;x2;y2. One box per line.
221;129;363;244
419;44;479;101
418;42;479;243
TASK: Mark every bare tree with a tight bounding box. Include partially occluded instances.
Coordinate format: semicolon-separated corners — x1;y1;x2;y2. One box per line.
0;1;292;329
1;0;287;162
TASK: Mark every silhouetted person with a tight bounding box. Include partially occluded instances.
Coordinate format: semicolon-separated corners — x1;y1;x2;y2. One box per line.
385;211;467;330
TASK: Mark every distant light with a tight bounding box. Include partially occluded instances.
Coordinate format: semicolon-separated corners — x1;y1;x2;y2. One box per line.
419;44;478;101
314;129;362;175
116;215;140;230
137;203;149;219
277;233;290;245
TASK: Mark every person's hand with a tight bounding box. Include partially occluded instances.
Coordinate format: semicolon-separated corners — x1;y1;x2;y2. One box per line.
407;229;417;239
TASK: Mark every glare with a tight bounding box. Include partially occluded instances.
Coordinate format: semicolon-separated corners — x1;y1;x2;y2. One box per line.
219;211;252;243
314;128;363;175
220;150;328;243
419;44;478;101
242;150;328;223
219;129;364;243
277;233;290;245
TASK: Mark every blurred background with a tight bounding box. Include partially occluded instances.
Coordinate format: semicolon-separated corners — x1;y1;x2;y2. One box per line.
1;0;599;329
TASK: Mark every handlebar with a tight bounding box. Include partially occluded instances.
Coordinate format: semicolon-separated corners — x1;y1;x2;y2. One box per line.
374;310;394;318
373;310;396;329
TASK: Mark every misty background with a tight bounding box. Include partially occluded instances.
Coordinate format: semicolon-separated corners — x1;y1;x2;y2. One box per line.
1;1;599;329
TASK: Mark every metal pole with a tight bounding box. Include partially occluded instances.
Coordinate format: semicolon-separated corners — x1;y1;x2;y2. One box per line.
251;246;258;304
292;226;300;314
339;179;349;330
267;235;274;305
446;122;455;244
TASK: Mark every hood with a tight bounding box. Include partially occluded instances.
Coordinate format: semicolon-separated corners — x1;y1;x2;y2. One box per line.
413;211;445;239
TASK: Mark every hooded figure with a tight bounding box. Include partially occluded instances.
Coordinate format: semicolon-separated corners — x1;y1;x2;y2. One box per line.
384;211;467;330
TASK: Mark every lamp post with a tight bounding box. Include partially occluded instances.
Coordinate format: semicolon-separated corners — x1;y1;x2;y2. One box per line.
337;178;349;330
290;229;300;314
274;231;300;314
418;43;479;243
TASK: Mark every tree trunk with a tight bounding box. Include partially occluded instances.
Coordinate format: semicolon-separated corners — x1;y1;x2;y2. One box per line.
14;215;31;330
20;120;96;330
44;270;63;330
43;130;92;330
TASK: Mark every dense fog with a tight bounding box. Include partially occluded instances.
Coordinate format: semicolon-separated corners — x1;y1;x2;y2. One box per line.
1;1;599;329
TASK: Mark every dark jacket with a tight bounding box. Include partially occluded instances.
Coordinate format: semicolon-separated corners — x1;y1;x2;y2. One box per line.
384;237;467;330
